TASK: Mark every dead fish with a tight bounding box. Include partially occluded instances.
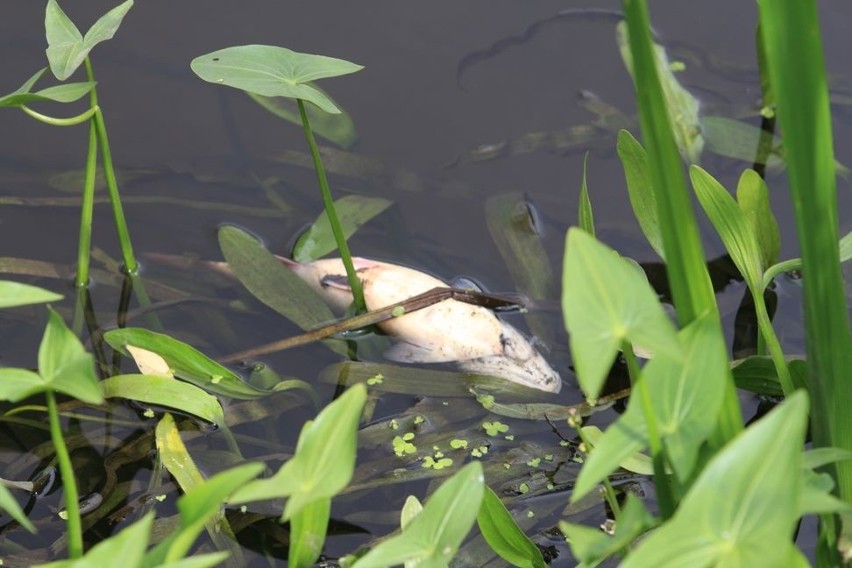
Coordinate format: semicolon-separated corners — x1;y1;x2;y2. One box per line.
279;256;561;393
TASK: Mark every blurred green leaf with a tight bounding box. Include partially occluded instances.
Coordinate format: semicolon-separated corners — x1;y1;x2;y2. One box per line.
293;195;392;262
102;374;225;428
477;485;546;568
562;228;679;399
0;68;94;108
731;355;786;397
0;484;35;533
353;461;484;568
578;153;595;235
582;426;652;475
701;116;783;168
573;313;727;500
691;165;764;289
737;169;780;268
617;130;665;259
45;0;134;81
0;280;62;308
40;512;152;568
191;45;362;114
249;90;358;148
622;392;809;567
288;498;331;568
0;368;48;402
104;327;270;399
400;495;423;530
617;22;703;163
230;384;366;520
145;462;263;565
38;308;103;404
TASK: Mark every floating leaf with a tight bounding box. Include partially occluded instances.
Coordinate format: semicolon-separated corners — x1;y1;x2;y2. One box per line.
102;374;225;428
562;228;679;399
477;485;546;568
293;195;392;262
45;0;134;81
617;130;665;259
38;308;103;404
105;327;270;399
353;462;484;568
230;384;366;521
191;45;363;114
0;68;94;108
622;392;809;567
249;90;358;148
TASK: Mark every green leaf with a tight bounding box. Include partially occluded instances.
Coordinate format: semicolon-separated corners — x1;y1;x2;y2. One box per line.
144;462;263;565
230;384;366;520
353;462;484;568
0;280;63;308
731;355;786;397
477;485;546;568
737;169;780;268
191;45;363;114
288;498;331;568
218;225;348;356
562;228;679;399
0;368;48;402
400;495;423;530
39;512;152;568
104;327;269;399
101;374;225;428
617;130;665;259
622;391;809;567
0;484;36;533
293;195;392;262
573;313;727;500
249;90;358;148
581;426;653;475
0;68;94;108
691;165;764;289
577;153;595;235
45;0;134;81
38;308;103;404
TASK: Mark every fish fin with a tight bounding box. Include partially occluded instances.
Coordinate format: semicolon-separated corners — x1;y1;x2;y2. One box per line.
384;341;448;363
320;274;352;291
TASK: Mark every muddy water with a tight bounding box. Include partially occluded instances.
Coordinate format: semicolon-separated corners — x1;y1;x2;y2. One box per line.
1;1;851;565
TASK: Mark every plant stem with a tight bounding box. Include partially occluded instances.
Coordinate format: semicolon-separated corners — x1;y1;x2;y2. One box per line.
46;391;83;558
85;58;138;275
297;98;366;313
752;290;794;394
19;105;97;126
75;121;98;288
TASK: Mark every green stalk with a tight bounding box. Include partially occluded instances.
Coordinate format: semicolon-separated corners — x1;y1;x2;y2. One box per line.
758;0;852;501
74;121;98;288
46;391;83;558
622;0;741;441
19;106;97;126
751;289;793;394
297;98;366;313
85;58;138;274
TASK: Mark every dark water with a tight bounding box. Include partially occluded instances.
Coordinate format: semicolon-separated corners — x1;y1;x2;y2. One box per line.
1;1;851;565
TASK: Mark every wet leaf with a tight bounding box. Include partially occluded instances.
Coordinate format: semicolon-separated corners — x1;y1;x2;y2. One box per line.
249;90;358;148
477;485;546;568
218;225;347;356
573;313;726;500
39;308;103;404
617;130;665;259
691;166;764;289
737;169;781;268
621;392;809;567
191;45;362;114
45;0;134;81
105;327;271;399
230;384;366;521
562;228;679;399
293;195;392;262
0;280;62;308
353;461;484;568
0;69;94;108
102;374;225;428
0;484;35;533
